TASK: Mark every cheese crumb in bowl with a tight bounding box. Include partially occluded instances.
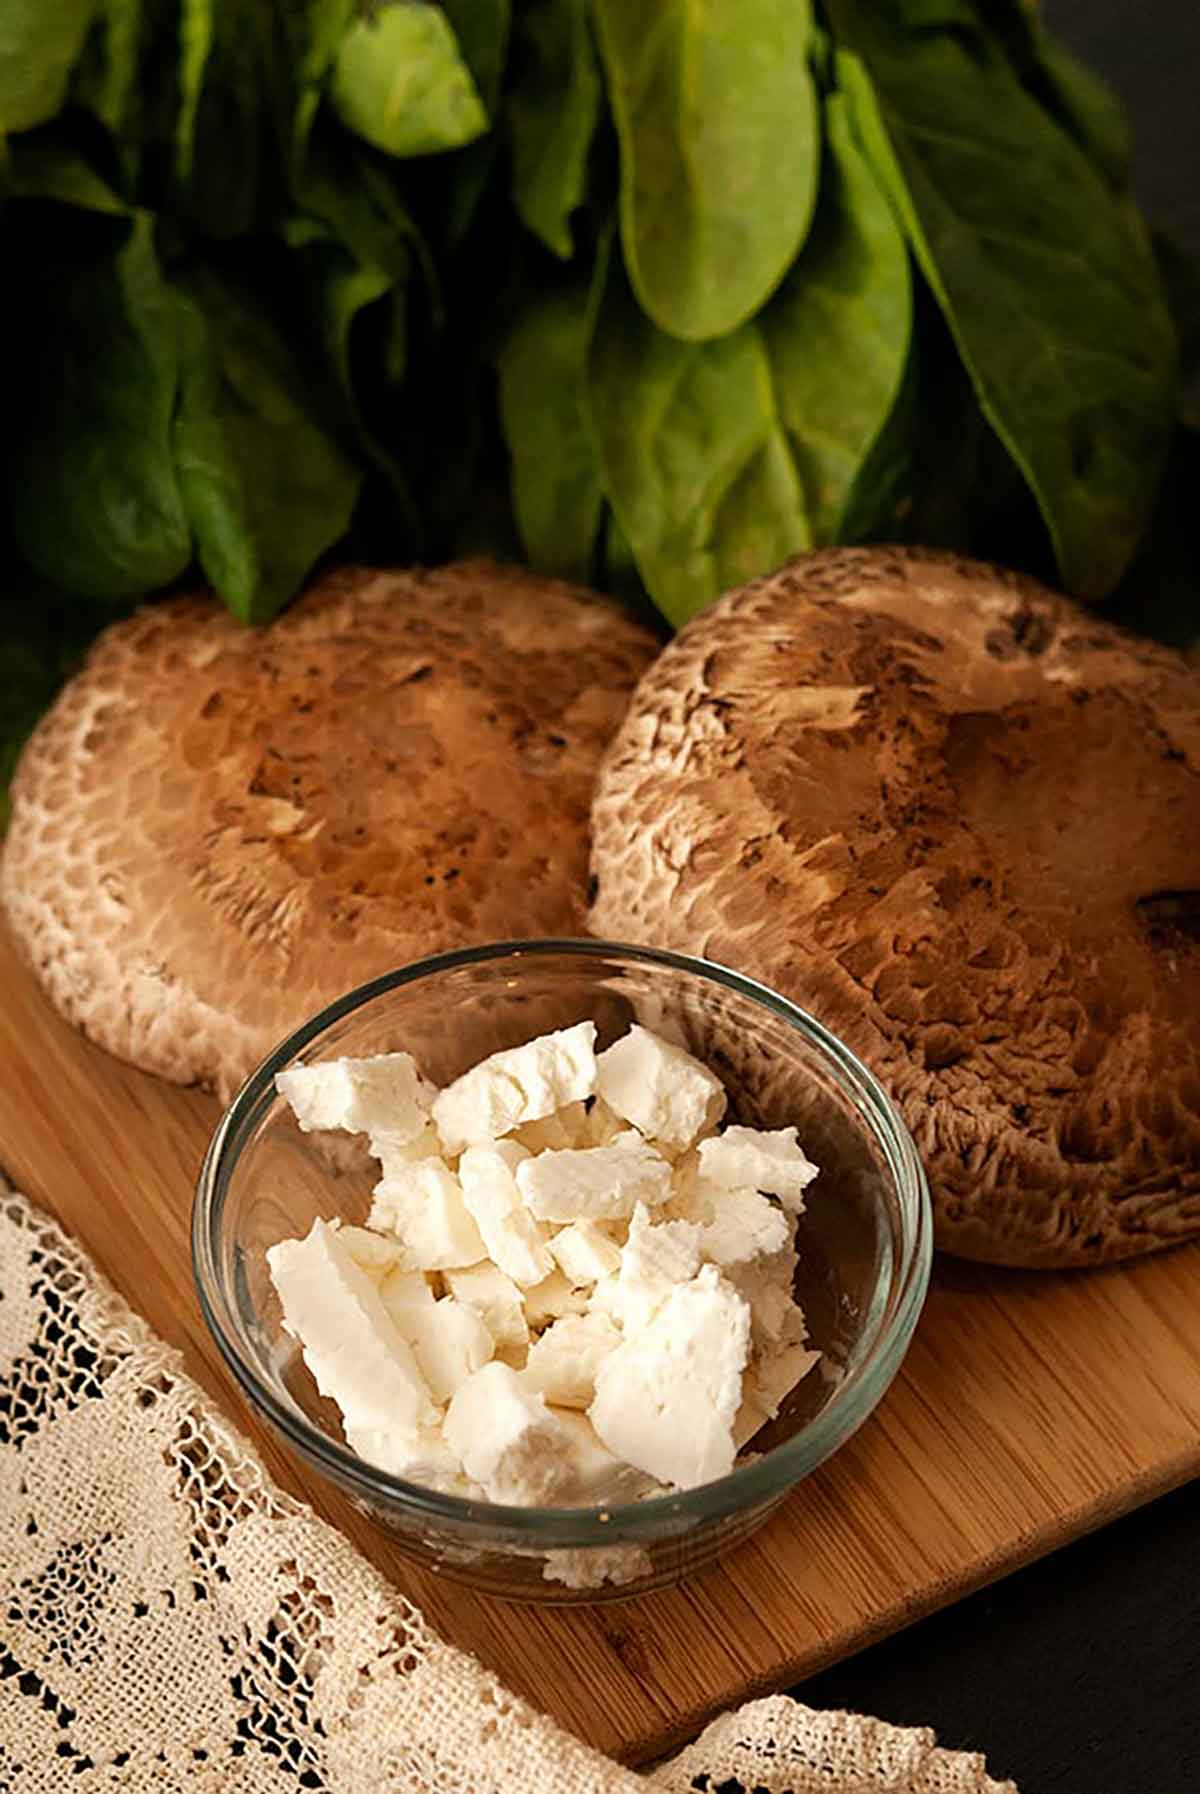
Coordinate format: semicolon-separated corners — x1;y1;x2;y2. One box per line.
194;940;931;1602
268;1023;821;1508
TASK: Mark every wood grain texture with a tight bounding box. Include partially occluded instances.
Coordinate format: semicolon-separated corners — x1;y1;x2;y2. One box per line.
0;920;1197;1765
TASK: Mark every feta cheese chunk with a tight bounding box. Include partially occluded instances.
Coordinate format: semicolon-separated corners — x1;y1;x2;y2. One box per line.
734;1323;821;1448
597;1203;702;1335
697;1126;819;1215
523;1311;621;1409
407;1297;495;1404
516;1136;671;1223
697;1186;792;1268
523;1268;590;1330
432;1022;597;1154
337;1224;404;1284
443;1362;576;1504
371;1122;446;1181
276;1053;432;1145
267;1219;437;1436
344;1422;471;1495
549;1409;661;1504
444;1262;529;1351
368;1160;485;1271
590;1264;751;1489
376;1266;437;1335
511;1100;591;1155
726;1244;801;1347
548;1219;622;1286
457;1142;553;1286
595;1025;726;1151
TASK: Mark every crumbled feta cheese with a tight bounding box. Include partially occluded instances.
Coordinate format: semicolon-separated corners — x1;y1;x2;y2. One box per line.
697;1126;819;1215
548;1409;662;1504
516;1136;672;1223
277;1053;432;1145
444;1262;529;1351
725;1244;801;1347
457;1142;553;1287
734;1331;821;1448
267;1219;437;1436
376;1266;437;1335
595;1025;726;1150
337;1224;404;1284
580;1097;626;1147
597;1203;702;1334
590;1265;752;1489
265;1019;823;1512
344;1422;471;1495
443;1363;576;1504
511;1100;591;1155
432;1022;597;1154
697;1186;792;1268
371;1121;446;1181
548;1219;622;1286
523;1267;590;1330
368;1160;486;1271
523;1311;621;1409
406;1297;494;1404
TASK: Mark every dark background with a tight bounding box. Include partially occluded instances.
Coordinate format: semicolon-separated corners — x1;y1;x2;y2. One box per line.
789;16;1200;1788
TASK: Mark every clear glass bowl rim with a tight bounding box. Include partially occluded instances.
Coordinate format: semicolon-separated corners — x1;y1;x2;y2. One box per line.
192;938;932;1548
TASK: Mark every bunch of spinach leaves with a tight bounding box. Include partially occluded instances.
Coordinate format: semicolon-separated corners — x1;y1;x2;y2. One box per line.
0;0;1191;798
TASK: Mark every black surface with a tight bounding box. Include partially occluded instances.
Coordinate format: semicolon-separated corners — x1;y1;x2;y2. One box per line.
784;22;1200;1791
796;1480;1200;1792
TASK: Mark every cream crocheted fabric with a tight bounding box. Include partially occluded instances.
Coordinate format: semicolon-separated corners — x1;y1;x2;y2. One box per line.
0;1188;1016;1792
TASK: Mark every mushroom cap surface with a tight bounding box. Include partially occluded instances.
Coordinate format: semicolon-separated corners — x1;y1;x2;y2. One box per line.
590;548;1200;1267
3;561;659;1099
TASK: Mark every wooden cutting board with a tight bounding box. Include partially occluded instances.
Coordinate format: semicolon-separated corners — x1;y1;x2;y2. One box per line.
1;919;1197;1766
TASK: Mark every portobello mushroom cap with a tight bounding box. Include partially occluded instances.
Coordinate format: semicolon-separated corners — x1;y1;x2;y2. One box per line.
2;561;659;1099
589;547;1200;1268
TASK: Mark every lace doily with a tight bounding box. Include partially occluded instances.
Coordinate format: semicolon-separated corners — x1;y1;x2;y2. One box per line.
0;1187;1016;1792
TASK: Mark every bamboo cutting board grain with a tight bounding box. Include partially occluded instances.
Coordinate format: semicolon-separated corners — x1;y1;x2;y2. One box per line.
0;919;1197;1765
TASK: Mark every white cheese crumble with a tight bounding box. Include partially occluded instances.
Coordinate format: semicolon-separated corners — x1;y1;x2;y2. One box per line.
270;1021;822;1509
432;1021;597;1154
595;1024;726;1150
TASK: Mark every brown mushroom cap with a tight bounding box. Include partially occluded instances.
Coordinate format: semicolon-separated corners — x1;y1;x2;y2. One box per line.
590;547;1200;1268
3;561;659;1099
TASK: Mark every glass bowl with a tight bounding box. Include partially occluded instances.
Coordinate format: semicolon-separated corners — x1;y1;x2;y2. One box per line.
193;939;931;1604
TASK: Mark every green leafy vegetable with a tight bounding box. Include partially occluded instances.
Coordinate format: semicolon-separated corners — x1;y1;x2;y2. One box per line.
0;0;95;135
831;1;1176;597
497;282;603;580
0;0;1192;812
175;0;215;181
762;85;912;541
594;0;820;341
587;244;811;625
9;210;191;599
331;2;488;158
172;269;361;623
507;0;601;259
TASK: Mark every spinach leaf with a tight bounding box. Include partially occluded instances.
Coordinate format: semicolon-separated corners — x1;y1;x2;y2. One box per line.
498;283;603;580
331;2;488;158
286;0;356;157
443;0;511;111
71;0;143;160
0;0;95;134
9;210;192;600
507;0;600;259
762;87;912;542
172;268;360;623
176;0;214;181
830;3;1176;598
586;245;811;625
6;139;126;212
593;0;819;342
